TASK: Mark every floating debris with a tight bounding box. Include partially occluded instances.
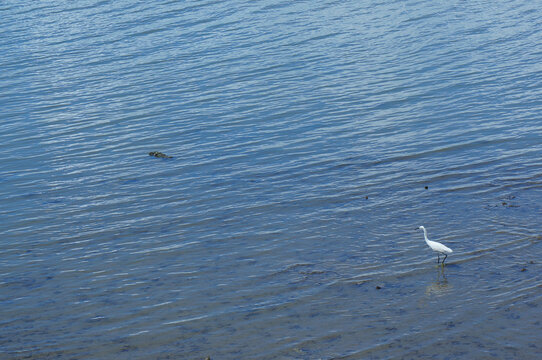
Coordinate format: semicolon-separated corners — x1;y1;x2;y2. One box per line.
376;285;382;290
149;151;172;159
521;267;527;272
424;186;428;189
484;195;520;209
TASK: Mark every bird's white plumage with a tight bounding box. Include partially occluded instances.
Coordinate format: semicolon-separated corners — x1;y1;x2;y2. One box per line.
426;239;452;254
418;226;452;254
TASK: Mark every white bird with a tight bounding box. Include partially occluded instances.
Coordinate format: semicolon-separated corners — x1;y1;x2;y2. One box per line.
416;226;453;264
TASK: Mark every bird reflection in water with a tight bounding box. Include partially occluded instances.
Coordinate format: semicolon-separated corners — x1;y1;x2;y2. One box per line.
425;265;452;296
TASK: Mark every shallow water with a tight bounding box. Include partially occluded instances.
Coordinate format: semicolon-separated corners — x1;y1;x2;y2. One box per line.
1;0;542;359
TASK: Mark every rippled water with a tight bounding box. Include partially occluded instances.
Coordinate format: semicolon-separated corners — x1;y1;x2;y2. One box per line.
1;0;542;359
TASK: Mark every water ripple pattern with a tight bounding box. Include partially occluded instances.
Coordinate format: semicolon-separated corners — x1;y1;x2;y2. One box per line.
1;0;542;359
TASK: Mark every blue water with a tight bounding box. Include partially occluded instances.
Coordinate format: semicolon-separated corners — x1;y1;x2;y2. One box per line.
1;1;542;359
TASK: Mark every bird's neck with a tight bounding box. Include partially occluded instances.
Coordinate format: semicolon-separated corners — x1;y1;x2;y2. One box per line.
422;228;430;244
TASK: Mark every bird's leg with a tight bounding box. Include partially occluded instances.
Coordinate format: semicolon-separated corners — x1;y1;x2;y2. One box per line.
442;254;448;264
437;253;440;263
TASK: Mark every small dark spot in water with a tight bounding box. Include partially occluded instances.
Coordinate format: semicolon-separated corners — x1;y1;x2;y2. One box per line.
120;345;138;352
502;202;507;206
521;267;527;272
506;312;521;320
45;199;62;204
529;260;534;264
365;195;368;199
149;151;172;159
376;285;382;289
277;263;313;274
300;270;325;275
424;186;428;189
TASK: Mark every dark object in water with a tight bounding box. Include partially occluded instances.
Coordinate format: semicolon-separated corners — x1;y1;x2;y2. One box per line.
520;267;527;272
149;151;172;159
376;285;382;290
424;186;428;189
365;195;369;200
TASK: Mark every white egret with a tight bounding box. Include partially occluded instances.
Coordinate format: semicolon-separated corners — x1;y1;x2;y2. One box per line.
416;226;453;264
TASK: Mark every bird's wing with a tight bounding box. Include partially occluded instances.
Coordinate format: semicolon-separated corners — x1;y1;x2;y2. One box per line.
433;241;452;253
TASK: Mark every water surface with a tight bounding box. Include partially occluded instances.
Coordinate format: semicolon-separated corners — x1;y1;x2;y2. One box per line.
1;0;542;359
